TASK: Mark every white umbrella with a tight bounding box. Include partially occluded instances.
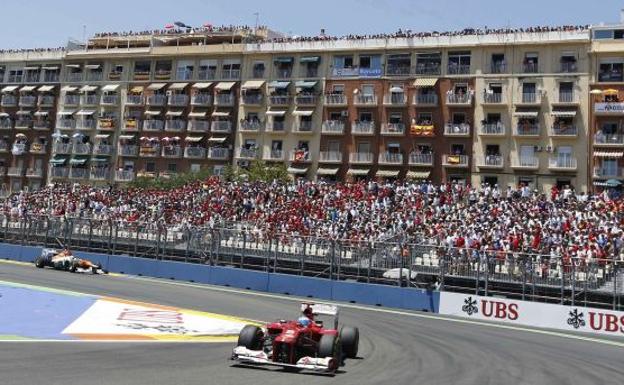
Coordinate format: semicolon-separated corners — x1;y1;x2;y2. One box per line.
72;132;84;138
382;268;417;280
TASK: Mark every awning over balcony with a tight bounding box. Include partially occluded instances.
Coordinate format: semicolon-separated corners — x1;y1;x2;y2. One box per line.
594;151;624;158
38;85;55;92
16;110;31;115
188;111;207;118
147;83;167;90
316;167;339;175
91;156;109;163
376;170;400;177
268;81;290;89
145;110;161;116
347;168;370;176
61;86;78;92
95;134;110;139
49;156;67;165
241;80;265;89
20;85;37;92
551;110;577;117
34;111;48;116
274;57;293;63
85;64;101;69
76;110;96;116
212;111;230;117
300;56;320;63
118;135;135;140
69;156;89;165
266;109;286;116
406;170;431;179
101;84;120;92
80;85;98;92
2;85;18;93
513;111;539;117
166;110;184;116
185;136;203;142
413;78;438;87
295;80;317;88
169;83;189;90
65;64;81;69
192;82;212;89
23;66;39;70
215;82;236;91
208;136;227;143
42;65;59;70
287;167;308;174
0;112;8;117
292;109;314;116
58;111;75;116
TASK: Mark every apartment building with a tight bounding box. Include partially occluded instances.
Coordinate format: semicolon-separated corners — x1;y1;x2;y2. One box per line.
0;24;617;193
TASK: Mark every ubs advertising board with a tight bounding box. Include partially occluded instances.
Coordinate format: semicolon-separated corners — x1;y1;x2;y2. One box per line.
439;292;624;338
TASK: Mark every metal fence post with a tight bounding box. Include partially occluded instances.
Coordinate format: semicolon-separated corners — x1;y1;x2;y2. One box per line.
484;253;489;297
329;240;335;280
571;258;576;307
560;257;566;305
475;251;481;295
241;231;246;269
614;257;618;311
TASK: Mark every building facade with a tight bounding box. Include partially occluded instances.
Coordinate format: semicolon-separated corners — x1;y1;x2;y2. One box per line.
0;25;621;194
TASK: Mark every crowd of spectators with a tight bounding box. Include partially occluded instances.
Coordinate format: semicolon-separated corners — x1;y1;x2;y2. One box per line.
0;47;65;54
1;178;623;263
93;24;263;38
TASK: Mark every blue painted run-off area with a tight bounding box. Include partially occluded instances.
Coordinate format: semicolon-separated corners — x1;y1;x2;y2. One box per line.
0;243;439;313
0;283;96;339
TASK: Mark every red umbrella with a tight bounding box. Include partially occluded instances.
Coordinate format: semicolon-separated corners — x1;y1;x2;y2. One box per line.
203;23;212;28
165;24;175;29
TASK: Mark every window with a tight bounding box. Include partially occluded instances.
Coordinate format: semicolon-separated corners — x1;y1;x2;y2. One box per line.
448;51;471;74
199;60;217;79
452;112;466;124
559;81;574;94
271;140;283;150
252;61;265;78
485;144;500;155
176;60;194;80
594;30;613;39
332;84;345;94
488;83;502;94
167;163;177;172
8;69;23;83
359;112;372;121
359;56;371;68
616;30;624;39
190;164;201;173
145;162;156;172
602;122;619;135
244;139;256;148
222;59;241;78
524;53;539;73
329;111;342;120
483;176;498;187
599;61;624;82
357;142;371;153
134;61;151;75
387;54;411;75
415;52;441;74
389;112;402;124
522;82;536;94
520;145;535;158
417;112;432;125
560;52;577;72
451;144;465;154
602;159;618;175
328;140;340;152
361;84;375;96
332;56;354;69
490;54;505;73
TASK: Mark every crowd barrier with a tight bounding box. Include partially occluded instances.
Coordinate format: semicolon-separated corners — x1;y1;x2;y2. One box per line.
0;243;439;313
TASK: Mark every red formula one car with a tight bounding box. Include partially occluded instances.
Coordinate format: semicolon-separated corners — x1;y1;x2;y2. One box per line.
231;303;359;374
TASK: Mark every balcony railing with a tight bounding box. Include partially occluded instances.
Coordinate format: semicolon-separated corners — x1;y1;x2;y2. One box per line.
319;151;342;163
447;64;470;75
143;120;164;131
288;150;311;162
101;95;119;105
241;94;263;105
176;70;193;80
208;147;230;160
1;95;17;106
352;121;375;135
442;154;469;167
57;119;75;130
386;66;411;76
522;63;539;73
76;119;96;130
165;120;187;132
63;95;80;105
18;95;37;107
7;167;24;177
0;120;12;130
81;95;98;105
139;145;160;157
264;149;284;160
295;95;317;105
594;133;624;146
478;155;504;168
15;119;33;129
550;125;577;137
0;142;9;152
240;120;263;132
198;69;217;80
479;123;505;136
265;121;286;133
90;168;110;180
72;143;92;155
168;94;189;106
321;120;344;135
38;95;55;107
381;123;405;135
26;168;44;178
490;62;507;74
511;156;539;169
354;94;377;106
211;121;232;133
44;73;60;82
188;120;210;132
555;92;577;104
115;170;135;182
50;167;69;178
53;143;72;154
93;144;113;155
383;93;407;105
414;64;441;75
594;167;624;178
560;62;578;73
518;93;541;104
126;95;144;105
86;72;103;82
236;148;258;159
378;153;403;165
268;95;291;106
118;145;138;157
548;157;577;170
408;153;433;166
413;94;437;105
214;94;234;106
446;94;472;105
483;93;503;104
349;152;374;164
184;147;206;159
69;168;88;179
146;94;166;106
67;73;83;82
293;120;314;134
191;94;212;106
323;94;347;105
221;69;240;80
514;124;540;136
444;123;470;136
162;146;182;158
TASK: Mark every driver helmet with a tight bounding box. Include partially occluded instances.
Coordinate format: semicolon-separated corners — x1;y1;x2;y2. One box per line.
298;316;311;327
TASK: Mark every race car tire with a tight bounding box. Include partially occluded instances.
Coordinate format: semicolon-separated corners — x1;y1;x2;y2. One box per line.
318;333;341;360
237;325;264;350
340;326;359;358
34;257;45;268
69;263;77;273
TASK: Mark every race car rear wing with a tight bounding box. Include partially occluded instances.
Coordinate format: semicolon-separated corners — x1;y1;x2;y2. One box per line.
301;303;339;328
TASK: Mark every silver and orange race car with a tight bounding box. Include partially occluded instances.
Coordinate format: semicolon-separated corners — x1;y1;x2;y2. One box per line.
34;248;108;274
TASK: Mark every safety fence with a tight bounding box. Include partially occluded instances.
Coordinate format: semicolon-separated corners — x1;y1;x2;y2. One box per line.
0;215;622;311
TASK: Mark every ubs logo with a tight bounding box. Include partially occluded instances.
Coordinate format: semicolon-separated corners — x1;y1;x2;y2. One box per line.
567;308;586;329
462;297;478;316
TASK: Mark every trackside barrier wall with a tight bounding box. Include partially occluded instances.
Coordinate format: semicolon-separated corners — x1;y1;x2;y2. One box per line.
439;292;624;338
0;243;439;313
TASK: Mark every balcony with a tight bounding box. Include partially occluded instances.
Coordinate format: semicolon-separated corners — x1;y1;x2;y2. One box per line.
191;94;212;106
15;119;33;130
101;95;119;105
162;146;182;158
126;94;144;105
413;94;438;106
295;95;317;106
221;69;240;80
93;144;113;155
265;121;286;134
29;143;46;154
483;93;504;104
383;93;407;106
188;120;210;132
264;149;284;161
446;94;472;106
72;143;92;155
165;120;187;132
414;64;441;75
548;157;577;171
207;147;230;160
69;168;88;179
108;71;123;81
323;94;347;106
123;118;140;131
318;151;342;163
18;95;37;107
479;123;505;136
53;142;72;154
241;94;263;106
168;94;189;107
293;120;314;134
489;62;507;74
352;121;375;135
442;154;469;167
90;168;110;181
239;120;263;132
67;73;83;82
236;148;258;159
386;66;411;76
44;73;60;82
354;94;377;106
447;64;470;75
143;120;164;131
381;123;405;135
26;168;44;178
594;167;624;178
211;121;232;133
321;120;344;135
184;147;206;159
477;155;504;169
516;93;541;105
0;120;12;130
139;145;160;157
115;170;135;182
550;125;578;137
176;70;193;81
594;133;624;146
0;142;9;152
86;72;103;82
81;95;98;106
408;153;434;166
511;156;539;170
49;167;69;178
198;69;217;80
38;95;55;107
560;62;578;73
522;63;539;73
154;70;171;81
349;152;374;164
214;94;234;107
289;150;311;163
63;95;80;106
76;119;96;130
7;167;24;177
146;94;166;106
268;95;291;106
378;153;403;165
1;95;17;107
444;123;471;137
513;124;540;137
118;145;138;157
553;92;578;105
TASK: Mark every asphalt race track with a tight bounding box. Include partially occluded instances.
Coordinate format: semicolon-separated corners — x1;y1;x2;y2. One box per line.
1;263;623;385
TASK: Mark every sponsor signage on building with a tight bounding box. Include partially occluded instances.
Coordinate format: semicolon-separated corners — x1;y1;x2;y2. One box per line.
359;68;382;78
439;292;624;337
331;67;382;78
595;103;624;114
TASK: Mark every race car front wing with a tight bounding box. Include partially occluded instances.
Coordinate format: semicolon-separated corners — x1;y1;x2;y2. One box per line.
231;346;336;373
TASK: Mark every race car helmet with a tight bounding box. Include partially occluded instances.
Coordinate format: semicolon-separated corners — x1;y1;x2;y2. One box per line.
298;316;311;327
